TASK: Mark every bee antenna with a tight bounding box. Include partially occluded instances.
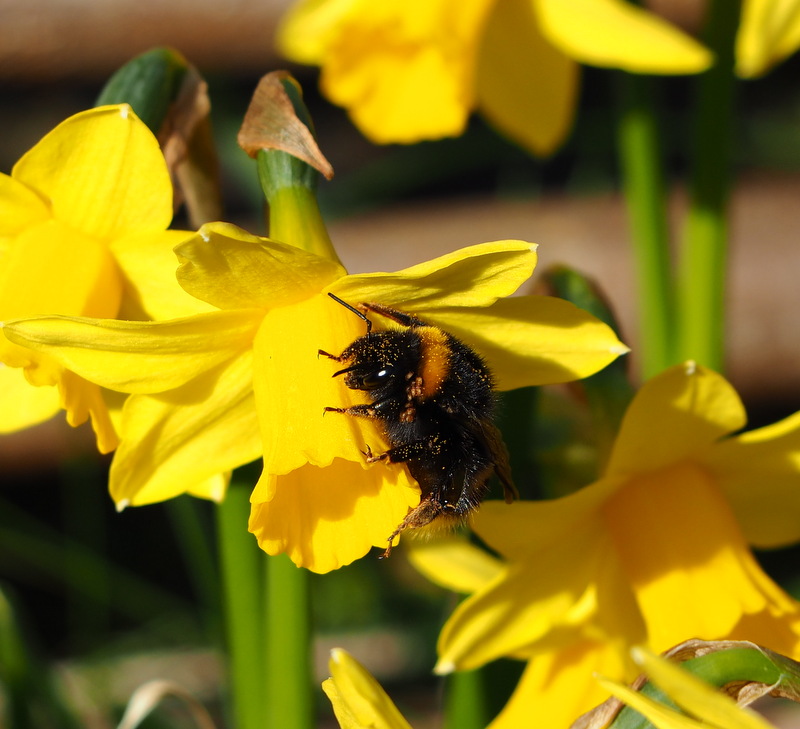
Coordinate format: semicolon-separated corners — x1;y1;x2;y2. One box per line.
327;292;372;334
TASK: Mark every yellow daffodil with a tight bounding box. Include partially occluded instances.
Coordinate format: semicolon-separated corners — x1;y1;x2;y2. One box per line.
596;647;775;729
426;362;800;726
276;0;711;155
0;105;206;450
3;221;627;572
737;0;800;77
322;648;413;729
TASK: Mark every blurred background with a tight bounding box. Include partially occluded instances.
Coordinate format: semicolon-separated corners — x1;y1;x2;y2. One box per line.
3;0;800;726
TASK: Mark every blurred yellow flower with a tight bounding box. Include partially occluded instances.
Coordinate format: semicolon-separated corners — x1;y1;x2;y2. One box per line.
4;222;627;572
0;105;206;451
737;0;800;77
322;648;412;729
277;0;711;155
597;647;775;729
424;363;800;726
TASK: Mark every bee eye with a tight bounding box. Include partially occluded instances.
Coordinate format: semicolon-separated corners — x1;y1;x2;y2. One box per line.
361;367;393;390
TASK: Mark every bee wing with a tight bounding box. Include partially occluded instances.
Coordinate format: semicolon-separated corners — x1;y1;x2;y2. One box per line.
470;420;518;503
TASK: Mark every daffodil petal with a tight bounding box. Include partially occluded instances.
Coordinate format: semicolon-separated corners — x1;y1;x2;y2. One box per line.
323;648;413;729
596;674;702;729
317;0;493;143
427;295;628;390
254;293;389;475
3;311;261;394
175;222;346;310
0;363;60;432
186;473;230;503
704;410;800;549
0;172;49;236
12;105;172;239
737;0;800;78
602;463;786;650
476;0;578;156
627;647;775;729
333;241;537;309
405;535;503;593
487;641;630;729
535;0;712;73
276;0;361;64
111;229;214;320
109;352;261;505
607;363;746;476
437;512;624;670
249;459;419;573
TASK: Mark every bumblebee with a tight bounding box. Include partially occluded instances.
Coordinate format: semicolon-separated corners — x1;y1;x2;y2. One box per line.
319;293;517;558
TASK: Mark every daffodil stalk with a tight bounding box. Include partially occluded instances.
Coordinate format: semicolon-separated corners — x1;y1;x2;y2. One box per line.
616;71;673;378
254;77;327;729
677;0;741;372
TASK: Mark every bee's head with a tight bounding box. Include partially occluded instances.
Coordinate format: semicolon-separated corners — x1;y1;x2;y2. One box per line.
334;331;416;393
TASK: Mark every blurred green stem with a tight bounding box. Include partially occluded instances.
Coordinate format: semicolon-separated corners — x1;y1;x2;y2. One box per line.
264;555;313;729
444;669;490;729
217;480;264;729
616;72;674;378
677;0;741;372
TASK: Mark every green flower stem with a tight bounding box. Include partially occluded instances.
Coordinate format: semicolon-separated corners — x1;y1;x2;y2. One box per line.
444;669;490;729
677;0;741;372
264;555;313;729
216;480;264;729
616;71;674;378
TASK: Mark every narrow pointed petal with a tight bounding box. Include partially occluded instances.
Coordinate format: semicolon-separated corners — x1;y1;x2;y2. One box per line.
12;105;173;239
437;506;642;670
316;0;494;143
428;296;628;390
111;229;214;320
175;222;345;310
334;241;537;309
323;648;413;729
406;536;503;593
109;352;261;505
249;460;419;573
606;363;746;476
0;364;60;432
3;310;262;394
623;647;775;729
476;0;578;156
737;0;800;77
0;172;49;236
704;410;800;549
486;641;630;729
536;0;712;73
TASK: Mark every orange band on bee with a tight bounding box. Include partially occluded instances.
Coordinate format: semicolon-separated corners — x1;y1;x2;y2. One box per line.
417;326;451;399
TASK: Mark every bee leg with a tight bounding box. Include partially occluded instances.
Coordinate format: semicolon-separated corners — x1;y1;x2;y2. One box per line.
378;497;444;559
318;349;341;360
322;404;378;418
360;302;426;328
377;437;442;464
362;444;388;463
